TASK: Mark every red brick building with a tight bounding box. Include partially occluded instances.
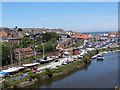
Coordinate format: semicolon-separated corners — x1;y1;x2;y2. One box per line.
72;48;80;55
14;47;33;59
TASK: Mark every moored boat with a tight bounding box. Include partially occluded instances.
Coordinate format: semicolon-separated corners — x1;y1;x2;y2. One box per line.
92;55;97;59
97;56;104;61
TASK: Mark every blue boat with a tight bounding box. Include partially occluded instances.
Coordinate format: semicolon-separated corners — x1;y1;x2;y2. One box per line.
0;71;8;77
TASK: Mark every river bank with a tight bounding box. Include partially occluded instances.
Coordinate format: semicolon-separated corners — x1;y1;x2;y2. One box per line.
38;51;118;88
2;49;98;89
2;46;120;89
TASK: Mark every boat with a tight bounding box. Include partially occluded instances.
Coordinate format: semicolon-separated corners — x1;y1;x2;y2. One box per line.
0;71;8;78
62;62;67;65
17;66;25;70
97;56;104;61
92;55;97;59
2;67;20;73
97;53;103;57
103;51;108;54
23;62;39;67
77;55;83;59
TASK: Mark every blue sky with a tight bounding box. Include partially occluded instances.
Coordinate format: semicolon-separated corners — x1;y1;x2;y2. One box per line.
2;2;118;32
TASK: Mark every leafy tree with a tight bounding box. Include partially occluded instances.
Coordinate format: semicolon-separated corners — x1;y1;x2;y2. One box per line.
42;32;59;41
36;32;59;52
13;44;20;49
36;36;43;44
17;28;22;32
14;26;18;30
20;37;31;48
36;44;43;52
45;41;54;51
0;42;11;66
36;41;55;52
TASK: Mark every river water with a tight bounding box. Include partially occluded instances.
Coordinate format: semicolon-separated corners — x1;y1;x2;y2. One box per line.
31;51;119;88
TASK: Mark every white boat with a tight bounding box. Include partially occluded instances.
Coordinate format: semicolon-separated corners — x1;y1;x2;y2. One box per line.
86;48;95;51
40;58;54;63
64;51;69;55
97;53;103;57
37;66;46;71
62;62;67;65
2;67;19;73
72;55;78;59
77;55;83;59
97;56;104;61
103;51;108;54
17;66;25;70
92;55;97;59
23;62;39;67
112;51;116;53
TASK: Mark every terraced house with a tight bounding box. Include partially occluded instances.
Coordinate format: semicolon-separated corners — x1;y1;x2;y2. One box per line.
14;47;34;59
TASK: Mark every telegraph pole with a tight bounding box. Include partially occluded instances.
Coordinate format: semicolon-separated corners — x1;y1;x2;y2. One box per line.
18;50;21;66
32;29;36;61
34;30;36;61
10;37;13;67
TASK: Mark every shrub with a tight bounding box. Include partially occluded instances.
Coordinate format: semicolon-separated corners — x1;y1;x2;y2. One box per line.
45;68;53;78
31;74;40;82
2;80;11;89
29;72;36;81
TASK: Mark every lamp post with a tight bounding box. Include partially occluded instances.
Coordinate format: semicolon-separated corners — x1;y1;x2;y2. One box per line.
42;43;45;59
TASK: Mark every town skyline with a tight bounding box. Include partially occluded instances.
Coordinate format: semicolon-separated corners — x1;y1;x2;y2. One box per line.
2;2;118;32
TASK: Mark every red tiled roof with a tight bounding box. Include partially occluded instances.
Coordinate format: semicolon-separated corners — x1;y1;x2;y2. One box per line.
70;34;90;39
14;47;33;52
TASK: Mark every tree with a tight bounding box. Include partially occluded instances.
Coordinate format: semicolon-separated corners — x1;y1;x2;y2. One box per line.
0;42;11;66
36;41;55;53
45;41;54;51
35;32;59;52
20;37;31;48
42;32;59;41
36;44;43;52
14;26;18;30
17;28;22;32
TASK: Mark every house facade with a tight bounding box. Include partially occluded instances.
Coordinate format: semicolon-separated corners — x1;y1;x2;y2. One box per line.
8;37;22;45
14;47;34;59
